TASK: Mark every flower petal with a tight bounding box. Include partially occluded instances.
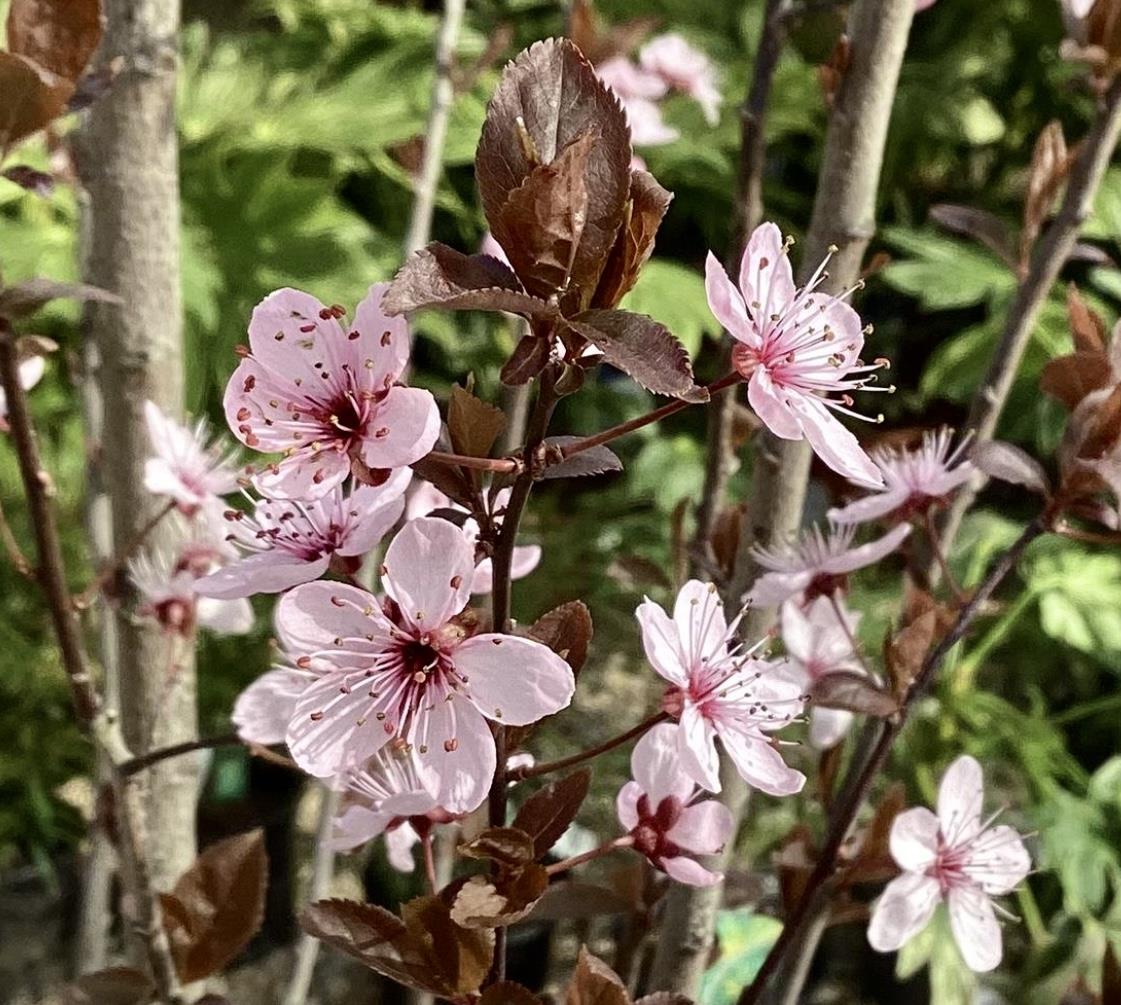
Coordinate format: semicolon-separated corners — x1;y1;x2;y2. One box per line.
937;754;985;845
288;673;392;777
617;780;643;832
247;288;349;392
745;570;814;608
660;855;723;887
719;726;805;797
668;799;733;855
232;668;310;745
470;543;541;594
455;634;575;726
808;706;853;750
948;884;1002;973
827;489;909;526
747;369;804;440
276;580;392;667
195;551;330;600
867;872;941;953
968;825;1031;895
889;807;940;872
786;393;884;489
417;696;495;814
677;703;721;792
631;723;695;806
352;283;411;392
823;522;912;576
359;385;441;471
385;823;421;873
197;596;255;636
704;252;754;345
337;470;412;557
253;447;350;501
382;517;475;630
779;600;814;663
672;580;729;668
330;805;392;852
636;597;688;686
739;223;796;316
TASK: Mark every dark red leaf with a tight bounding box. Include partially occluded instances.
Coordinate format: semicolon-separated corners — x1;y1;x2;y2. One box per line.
382;243;556;318
449;383;506;459
929;203;1017;270
159;829;268;983
449;865;550;929
0;52;73;154
565;946;631;1005
513;770;591;858
527;600;594;674
1067;284;1108;354
541;436;623;479
501;332;552;386
1;164;54;196
973;440;1051;495
811;672;899;717
594;169;674;308
64;967;154;1005
0;277;120;319
6;0;103;82
459;826;536;867
1041;352;1112;410
566;309;707;402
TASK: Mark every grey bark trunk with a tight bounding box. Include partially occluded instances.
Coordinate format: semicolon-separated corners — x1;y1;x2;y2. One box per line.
75;0;197;900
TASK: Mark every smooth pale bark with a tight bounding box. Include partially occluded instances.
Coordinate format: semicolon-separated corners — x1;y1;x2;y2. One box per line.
648;0;916;997
75;0;197;900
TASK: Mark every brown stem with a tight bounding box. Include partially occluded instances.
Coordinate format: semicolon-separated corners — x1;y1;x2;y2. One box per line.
923;509;966;603
119;731;242;777
936;74;1121;565
509;712;668;781
424;449;521;474
545;836;634;877
1054;521;1121;545
737;517;1047;1005
0;321;184;1002
0;496;33;578
74;498;176;610
693;0;791;559
558;373;740;460
422;829;439;894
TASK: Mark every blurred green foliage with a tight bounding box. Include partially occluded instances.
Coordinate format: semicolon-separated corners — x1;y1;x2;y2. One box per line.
0;0;1119;997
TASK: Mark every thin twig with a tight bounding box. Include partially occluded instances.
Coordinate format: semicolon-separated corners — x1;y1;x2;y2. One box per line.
74;498;176;610
923;509;967;603
403;0;468;256
0;321;184;1003
509;712;668;781
0;496;32;577
738;517;1047;1005
545;837;634;876
119;731;242;777
936;74;1121;564
425;449;521;474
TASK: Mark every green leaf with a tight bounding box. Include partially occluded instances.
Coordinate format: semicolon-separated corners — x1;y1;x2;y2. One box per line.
699;910;781;1005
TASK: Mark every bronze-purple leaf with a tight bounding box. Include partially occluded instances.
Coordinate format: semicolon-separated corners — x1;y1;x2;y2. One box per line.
63;967;154;1005
1;164;54;197
0;52;73;154
6;0;103;83
972;440;1051;496
811;672;899;717
513;769;591;858
448;383;506;459
540;436;623;480
500;331;552;386
459;826;536;867
565;946;632;1005
400;894;495;993
449;866;550;929
382;243;556;318
594;170;674;309
527;600;593;674
565;309;707;402
159;829;268;983
480;981;545;1005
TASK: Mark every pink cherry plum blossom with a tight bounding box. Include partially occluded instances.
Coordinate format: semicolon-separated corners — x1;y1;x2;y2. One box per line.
232;667;311;745
868;755;1031;973
617;723;734;886
223;284;439;500
639;34;722;125
705;223;892;488
748;521;912;608
595;57;680;147
828;427;974;526
636;580;806;797
143;400;240;516
406;481;541;594
281;517;575;811
779;597;864;750
194;469;410;599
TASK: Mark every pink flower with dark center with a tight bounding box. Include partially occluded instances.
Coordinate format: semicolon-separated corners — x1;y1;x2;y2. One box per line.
223;284;440;500
144;401;240;517
194;469;410;599
828;428;974;526
406;481;541;594
868;755;1031;973
131;538;253;637
636;580;806;797
232;667;312;745
281;517;575;810
0;354;45;429
639;33;722;125
748;521;911;608
705;223;892;488
779;597;863;750
617;724;734;887
329;744;446;870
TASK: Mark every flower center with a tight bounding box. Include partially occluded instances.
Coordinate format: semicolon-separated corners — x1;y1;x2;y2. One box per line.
632;794;684;860
804;572;847;602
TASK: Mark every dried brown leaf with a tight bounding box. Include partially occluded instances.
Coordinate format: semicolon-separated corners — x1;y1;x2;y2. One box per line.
565;946;631;1005
1023;122;1071;265
459;826;536;867
382;243;556;318
500;332;552;386
513;770;591;858
885;609;938;697
0;52;73;154
450;865;550;928
565;309;706;402
594;169;674;308
527;600;594;673
6;0;103;82
1067;283;1108;353
540;436;623;479
811;672;899;717
449;384;506;459
1078;383;1121;460
973;439;1051;495
929;203;1017;269
160;829;267;983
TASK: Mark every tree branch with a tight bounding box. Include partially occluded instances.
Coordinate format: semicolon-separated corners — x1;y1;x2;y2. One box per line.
508;712;667;781
737;516;1047;1005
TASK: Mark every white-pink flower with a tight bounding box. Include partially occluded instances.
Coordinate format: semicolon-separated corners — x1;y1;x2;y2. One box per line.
779;597;863;750
281;517;575;811
406;481;541;594
0;354;45;428
223;284;440;500
131;539;253;637
143;401;240;517
194;469;410;599
639;34;722;125
915;0;939;11
1065;0;1096;16
232;667;311;745
617;723;734;887
595;57;680;147
748;522;912;608
868;755;1031;973
636;580;806;797
705;223;891;488
828;428;974;526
